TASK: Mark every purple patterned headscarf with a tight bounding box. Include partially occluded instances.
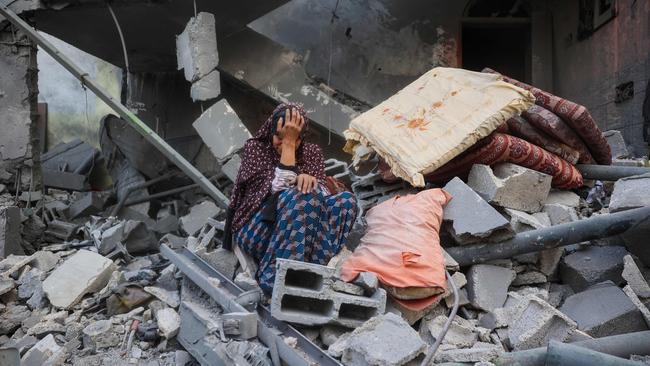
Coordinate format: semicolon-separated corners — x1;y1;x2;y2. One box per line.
226;102;326;236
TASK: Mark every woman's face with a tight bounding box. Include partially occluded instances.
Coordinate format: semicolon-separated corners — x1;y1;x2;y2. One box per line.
272;133;301;154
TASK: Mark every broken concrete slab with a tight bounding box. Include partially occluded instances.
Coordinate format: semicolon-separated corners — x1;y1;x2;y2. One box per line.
156;307;180;339
20;334;67;366
560;281;649;337
190;69;220;102
426;315;478;348
508;296;577;350
505;208;548;233
466;264;516;311
442;177;513;244
511;271;547;286
341;313;425;366
622;255;650;298
603;130;630;159
467;163;552;213
609;174;650;213
538;248;565;277
221;154;241;182
179;200;221;236
176;12;218;82
543;203;579;226
559;245;629;292
545;190;581;208
0;206;25;257
622;285;650;327
195;247;237;280
435;342;503;363
192;99;251;161
42;250;116;309
271;259;387;328
66;191;106;219
144;286;180;308
0;304;31;335
351;272;378;296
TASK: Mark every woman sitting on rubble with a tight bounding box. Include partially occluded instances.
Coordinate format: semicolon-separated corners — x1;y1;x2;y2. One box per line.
224;102;358;294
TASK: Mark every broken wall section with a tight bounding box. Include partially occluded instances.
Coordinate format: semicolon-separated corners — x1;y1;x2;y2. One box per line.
0;23;41;191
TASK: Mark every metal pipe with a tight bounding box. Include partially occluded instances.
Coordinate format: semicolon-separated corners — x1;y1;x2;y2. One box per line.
123;181;202;207
421;270;459;366
446;206;650;266
495;331;650;366
0;5;230;208
544;341;643;366
577;164;650;181
110;171;178;216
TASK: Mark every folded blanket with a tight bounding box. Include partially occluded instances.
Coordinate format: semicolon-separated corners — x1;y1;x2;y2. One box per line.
507;115;581;164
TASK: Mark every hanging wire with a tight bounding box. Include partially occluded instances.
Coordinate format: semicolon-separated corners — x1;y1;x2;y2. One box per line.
193;0;197;17
107;1;130;103
325;0;340;146
420;270;460;366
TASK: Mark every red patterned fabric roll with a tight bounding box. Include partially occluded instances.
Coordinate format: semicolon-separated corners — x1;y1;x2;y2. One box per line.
507;115;581;164
522;106;595;164
484;68;611;165
424;133;584;189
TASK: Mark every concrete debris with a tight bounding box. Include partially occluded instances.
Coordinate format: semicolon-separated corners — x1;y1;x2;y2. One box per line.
560;281;649;337
545;190;581;208
559;245;629;292
21;334;67;366
505;208;548;233
340;313;426;366
320;325;348;347
435;342;503;363
179;200;221;236
156;307;181;339
271;259;387;328
144;286;180;308
543;203;579;226
0;206;25;257
190;69;221;101
426;315;478;348
603;130;630;159
622;285;650;326
442;177;513;244
42;250;116;309
609;174;650;213
176;12;219;82
192;99;251;160
351;272;379;296
622;255;650;298
466;264;516;311
508;296;577;350
221;154;242;182
467;163;552;213
511;271;547;286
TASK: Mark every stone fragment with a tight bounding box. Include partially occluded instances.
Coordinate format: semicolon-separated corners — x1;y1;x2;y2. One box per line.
559;246;629;292
4;334;38;356
341;313;425;366
548;283;574;308
444;287;470;308
467;163;552;213
82;320;121;350
622;285;650;326
176;12;218;82
156;308;180;339
622;255;650;298
234;272;260;292
29;251;59;273
0;206;24;257
18;268;43;300
190;69;220;101
442;177;513;244
508;296;577;350
543;203;579;225
0;277;15;296
144;286;180;308
603;130;629;159
66;191;106;219
179;201;221;236
466;264;516;311
27;320;66;338
545;190;581;208
0;305;31;335
196;247;237;280
327;332;352;358
512;271;547;286
320;325;348;347
332;280;365;296
435;342;503;363
192;99;251;160
505;208;548;233
42;250;116;309
538;248;564;277
388;297;446;325
609;174;650;212
351;272;379;295
426;315;478;348
21;334;67;366
560;281;648;337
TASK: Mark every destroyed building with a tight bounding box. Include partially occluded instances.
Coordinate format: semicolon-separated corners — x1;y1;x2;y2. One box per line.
0;0;650;365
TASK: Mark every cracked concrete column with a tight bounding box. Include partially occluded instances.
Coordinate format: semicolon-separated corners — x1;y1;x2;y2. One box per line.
0;22;41;191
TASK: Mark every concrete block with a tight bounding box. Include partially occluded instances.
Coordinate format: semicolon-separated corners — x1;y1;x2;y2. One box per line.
144;286;180;308
538;248;564;277
512;271;547;286
622;255;650;298
176;12;218;82
560;281;649;337
20;334;67;366
156;307;181;339
332;280;364;296
180;200;221;236
271;259;386;328
0;206;24;257
508;296;577;350
622;285;650;326
82;320;121;349
548;283;574;308
467;163;552;213
351;272;378;296
609;174;650;213
445;287;470;308
442;177;513;244
478;292;528;330
66;191;106;219
466;264;516;311
221;154;241;182
435;342;503;363
603;130;630;159
192;99;251;161
42;250;115;309
545;190;581;208
505;208;548;233
190;69;220;101
559;245;629;292
532;212;552;227
543;203;579;226
196;247;237;280
426;315;478;348
341;313;425;366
